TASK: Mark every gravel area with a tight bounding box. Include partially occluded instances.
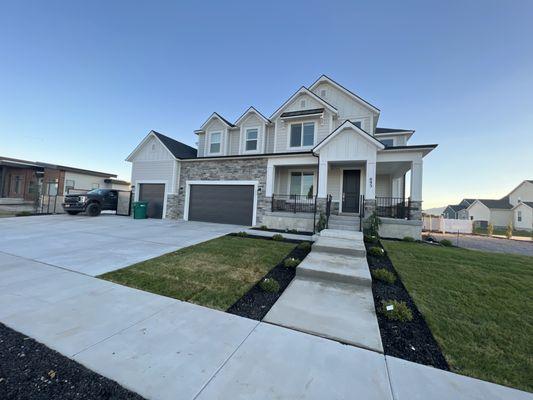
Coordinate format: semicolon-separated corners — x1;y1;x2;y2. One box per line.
366;241;450;370
227;235;312;320
0;322;144;400
427;232;533;257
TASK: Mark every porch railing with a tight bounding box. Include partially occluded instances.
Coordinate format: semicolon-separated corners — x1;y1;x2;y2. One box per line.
325;194;332;228
375;197;411;219
272;194;316;213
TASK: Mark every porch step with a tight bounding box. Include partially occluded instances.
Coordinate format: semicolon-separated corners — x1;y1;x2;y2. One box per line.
312;236;366;257
296;251;371;286
327;223;360;232
330;214;360;222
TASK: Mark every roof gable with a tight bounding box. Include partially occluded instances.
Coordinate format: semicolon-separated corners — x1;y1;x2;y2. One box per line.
198;112;235;132
234;106;270;125
126;130;197;161
309;75;380;114
314;120;385;153
270;87;338;119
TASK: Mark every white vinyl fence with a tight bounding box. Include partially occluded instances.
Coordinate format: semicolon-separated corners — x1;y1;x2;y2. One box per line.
423;215;473;234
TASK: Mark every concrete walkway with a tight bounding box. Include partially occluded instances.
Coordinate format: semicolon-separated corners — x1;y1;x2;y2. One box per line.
264;229;383;353
1;252;531;399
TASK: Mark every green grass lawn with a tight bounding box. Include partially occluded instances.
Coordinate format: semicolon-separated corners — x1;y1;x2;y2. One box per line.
100;235;295;311
383;240;533;392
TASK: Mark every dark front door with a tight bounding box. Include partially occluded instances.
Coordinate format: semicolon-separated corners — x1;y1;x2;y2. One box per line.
139;183;165;218
188;184;254;226
342;170;360;213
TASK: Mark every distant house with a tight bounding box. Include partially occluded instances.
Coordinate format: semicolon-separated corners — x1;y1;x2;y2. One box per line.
465;181;533;229
0;156;130;203
442;198;475;219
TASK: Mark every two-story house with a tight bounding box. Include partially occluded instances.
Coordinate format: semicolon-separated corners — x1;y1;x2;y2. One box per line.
126;75;437;238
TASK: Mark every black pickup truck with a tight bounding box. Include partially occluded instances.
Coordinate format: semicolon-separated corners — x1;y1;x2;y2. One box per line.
62;188;119;216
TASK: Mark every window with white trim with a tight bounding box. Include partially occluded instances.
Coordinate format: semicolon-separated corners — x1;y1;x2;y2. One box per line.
290;122;315;148
381;139;394;148
245;128;258;151
517;211;522;222
290;171;314;197
209;132;221;154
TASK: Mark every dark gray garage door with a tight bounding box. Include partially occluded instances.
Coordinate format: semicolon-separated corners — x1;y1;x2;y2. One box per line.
188;184;254;225
139;183;165;219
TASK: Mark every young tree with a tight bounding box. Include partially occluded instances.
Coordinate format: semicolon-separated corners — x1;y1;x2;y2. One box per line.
487;223;494;237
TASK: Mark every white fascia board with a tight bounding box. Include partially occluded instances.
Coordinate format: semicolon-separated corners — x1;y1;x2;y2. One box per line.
125;131;176;162
199;112;233;131
234;106;270;125
314;121;385;152
270;87;338;120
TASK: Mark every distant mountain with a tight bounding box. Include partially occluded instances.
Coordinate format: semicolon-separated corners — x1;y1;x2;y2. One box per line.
423;206;445;216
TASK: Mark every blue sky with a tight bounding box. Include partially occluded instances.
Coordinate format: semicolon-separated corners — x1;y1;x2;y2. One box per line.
1;0;532;208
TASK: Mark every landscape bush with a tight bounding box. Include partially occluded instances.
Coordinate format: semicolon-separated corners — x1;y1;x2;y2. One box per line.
259;225;268;230
487;223;494;236
297;241;311;251
259;278;280;293
380;300;413;322
15;211;32;217
236;231;248;237
402;236;415;242
505;224;513;239
368;246;385;257
371;268;396;284
272;234;284;241
439;239;452;247
364;234;379;244
284;257;301;268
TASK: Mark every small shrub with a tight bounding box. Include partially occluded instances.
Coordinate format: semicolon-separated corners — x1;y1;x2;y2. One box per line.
284;257;300;268
259;225;268;231
364;234;378;244
272;234;284;241
236;231;248;237
439;239;452;247
380;300;413;322
368;246;385;257
259;278;280;293
297;241;311;251
402;236;415;242
505;224;513;239
15;211;32;217
365;212;382;238
315;212;326;232
371;268;396;284
487;223;494;236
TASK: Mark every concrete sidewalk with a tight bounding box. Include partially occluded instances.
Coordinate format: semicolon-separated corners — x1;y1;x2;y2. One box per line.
1;247;531;399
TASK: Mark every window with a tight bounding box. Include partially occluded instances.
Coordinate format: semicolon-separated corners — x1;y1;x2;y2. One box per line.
300;99;306;108
352;120;362;128
65;179;75;191
320;89;327;98
290;172;314;197
381;139;394;148
290;122;315;148
92;183;100;189
14;176;22;194
245;128;258;151
517;211;522;222
209;132;221;154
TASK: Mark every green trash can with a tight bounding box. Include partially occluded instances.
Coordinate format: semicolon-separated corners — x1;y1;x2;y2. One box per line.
133;201;148;219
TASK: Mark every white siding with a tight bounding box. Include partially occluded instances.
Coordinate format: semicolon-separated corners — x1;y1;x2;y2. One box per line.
63;172;110;192
468;202;490;222
508;181;533;206
317;128;378;163
274;112;332;153
514;204;533;231
239;114;265;155
265;125;275;153
491;210;513;227
376;175;392;197
228;129;240;155
197;133;206;157
312;82;374;133
203;119;228;157
131;160;174;187
132;136;174;161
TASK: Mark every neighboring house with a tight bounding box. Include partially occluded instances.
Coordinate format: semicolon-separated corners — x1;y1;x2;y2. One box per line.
442;198;475;219
127;75;437;238
0;156;130;204
512;202;533;232
465;180;533;229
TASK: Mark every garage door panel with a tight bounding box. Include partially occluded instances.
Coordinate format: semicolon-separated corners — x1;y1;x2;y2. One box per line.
189;184;254;226
139;183;165;219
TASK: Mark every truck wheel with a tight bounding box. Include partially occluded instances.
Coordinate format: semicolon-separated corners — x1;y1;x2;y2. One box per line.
67;211;80;215
86;203;101;217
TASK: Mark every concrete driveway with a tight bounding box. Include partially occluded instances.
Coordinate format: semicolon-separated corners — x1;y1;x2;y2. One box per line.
0;214;240;275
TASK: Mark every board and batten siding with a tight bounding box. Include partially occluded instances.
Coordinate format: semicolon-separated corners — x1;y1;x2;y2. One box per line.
197;133;206;157
312;82;374;133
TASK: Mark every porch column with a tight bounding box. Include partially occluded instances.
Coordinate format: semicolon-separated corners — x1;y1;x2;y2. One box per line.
317;161;327;198
409;160;423;220
265;164;274;197
410;161;423;202
365;161;376;200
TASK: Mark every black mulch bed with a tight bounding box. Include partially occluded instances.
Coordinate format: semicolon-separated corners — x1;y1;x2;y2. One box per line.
365;240;450;370
250;227;314;236
226;234;312;320
0;323;145;400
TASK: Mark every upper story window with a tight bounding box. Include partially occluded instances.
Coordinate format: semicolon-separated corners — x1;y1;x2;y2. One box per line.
320;89;327;98
245;128;258;152
352;120;362;128
517;211;522;222
300;100;306;108
290;122;315;148
209;132;222;154
381;138;394;148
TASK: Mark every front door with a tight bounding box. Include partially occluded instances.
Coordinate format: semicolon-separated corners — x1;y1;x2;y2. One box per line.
342;170;360;213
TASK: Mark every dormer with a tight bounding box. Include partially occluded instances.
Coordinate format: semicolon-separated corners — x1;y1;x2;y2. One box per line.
374;128;415;147
195;112;234;157
309;75;380;133
234;106;270;154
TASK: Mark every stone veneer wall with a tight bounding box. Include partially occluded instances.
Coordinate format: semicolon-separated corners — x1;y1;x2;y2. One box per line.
167;158;268;224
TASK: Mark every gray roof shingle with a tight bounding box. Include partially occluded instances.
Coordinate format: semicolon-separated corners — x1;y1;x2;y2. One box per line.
477;197;513;209
152;131;197;159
